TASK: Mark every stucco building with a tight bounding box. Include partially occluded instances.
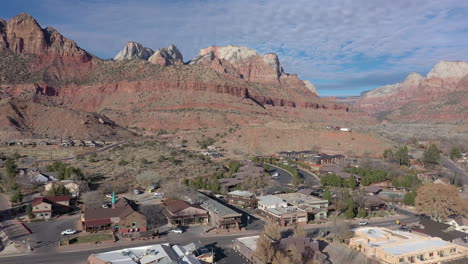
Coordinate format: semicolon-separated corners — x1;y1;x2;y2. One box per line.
349;227;468;264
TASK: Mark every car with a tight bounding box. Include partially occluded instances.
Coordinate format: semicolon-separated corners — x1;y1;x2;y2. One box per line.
358;221;368;226
171;228;184;234
105;194;112;198
153;192;164;198
61;229;77;235
133;189;141;195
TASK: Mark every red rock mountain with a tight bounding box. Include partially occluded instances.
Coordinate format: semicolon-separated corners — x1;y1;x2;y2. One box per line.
355;61;468;122
0;13;362;141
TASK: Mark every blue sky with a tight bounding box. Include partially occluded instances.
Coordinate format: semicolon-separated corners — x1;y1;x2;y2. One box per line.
2;0;468;96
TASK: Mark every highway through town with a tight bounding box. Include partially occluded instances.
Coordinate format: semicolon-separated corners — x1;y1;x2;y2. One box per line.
440;155;468;186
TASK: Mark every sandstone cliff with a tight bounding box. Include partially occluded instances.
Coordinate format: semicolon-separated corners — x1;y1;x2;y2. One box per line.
114;41;154;61
355;61;468;122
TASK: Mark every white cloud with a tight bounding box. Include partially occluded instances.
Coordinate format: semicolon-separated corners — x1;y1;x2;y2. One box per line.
20;0;468;94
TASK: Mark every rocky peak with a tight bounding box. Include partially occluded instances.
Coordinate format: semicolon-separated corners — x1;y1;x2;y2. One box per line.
263;53;284;79
404;72;423;83
148;44;183;66
43;26;87;56
5;12;47;54
0;19;7;51
426;60;468;79
114;41;154;61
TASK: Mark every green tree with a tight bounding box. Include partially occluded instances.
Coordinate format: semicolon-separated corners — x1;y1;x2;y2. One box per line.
423;144;440;165
26;204;34;219
10;190;23;205
450;147;462;161
344;198;356;218
228;160;241;175
348;175;357;189
4;158;17;178
323;189;332;201
383;149;394;160
394;146;409;166
357;207;367;218
403;191;417;205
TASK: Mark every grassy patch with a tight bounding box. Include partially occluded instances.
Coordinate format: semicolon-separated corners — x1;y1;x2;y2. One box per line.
68;234;114;244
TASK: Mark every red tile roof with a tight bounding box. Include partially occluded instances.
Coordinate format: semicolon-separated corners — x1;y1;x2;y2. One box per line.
83;198;142;226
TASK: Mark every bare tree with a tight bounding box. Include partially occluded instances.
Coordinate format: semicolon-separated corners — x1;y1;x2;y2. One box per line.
161;180;197;200
330;214;353;242
82;191;105;208
292;223;306;238
415;183;467;221
136;170;161;187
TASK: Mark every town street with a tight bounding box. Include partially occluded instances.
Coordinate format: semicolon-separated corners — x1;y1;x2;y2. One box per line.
0;215;420;264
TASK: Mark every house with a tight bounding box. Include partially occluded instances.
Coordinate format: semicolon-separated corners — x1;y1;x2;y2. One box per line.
257;195;307;227
88;242;211;264
349;227;468;264
81;197;147;233
226;190;257;208
45;180;86;197
218;178;243;192
364;186;383;196
369;180;393;189
312;154;345;165
434;178;451;185
297;188;323;197
414;219;468;245
417;172;438;183
31;196;72;219
163;200;209;226
195;192;242;230
356;195;386;211
276;192;329;221
446;216;468;234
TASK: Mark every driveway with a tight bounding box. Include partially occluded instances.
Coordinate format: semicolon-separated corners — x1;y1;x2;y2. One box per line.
25;214;80;250
298;168;320;186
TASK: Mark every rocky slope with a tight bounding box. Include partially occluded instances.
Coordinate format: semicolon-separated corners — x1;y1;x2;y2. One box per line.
0;13;364;142
355;61;468;122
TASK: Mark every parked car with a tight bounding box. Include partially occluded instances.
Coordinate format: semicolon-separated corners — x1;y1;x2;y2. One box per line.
105;194;113;198
171;228;184;234
61;229;77;235
358;221;368;226
101;202;111;208
133;189;141;195
272;172;279;178
399;226;411;232
153;192;164;198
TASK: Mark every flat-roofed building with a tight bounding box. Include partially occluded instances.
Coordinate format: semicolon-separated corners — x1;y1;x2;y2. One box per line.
196;192;242;230
257;195;307;227
277;192;329;220
226;190;257;208
349;227;468;264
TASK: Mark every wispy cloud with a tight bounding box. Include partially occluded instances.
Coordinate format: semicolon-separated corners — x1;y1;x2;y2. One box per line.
1;0;468;95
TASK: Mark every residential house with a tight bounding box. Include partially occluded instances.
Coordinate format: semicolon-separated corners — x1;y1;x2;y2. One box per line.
447;216;468;234
414;219;468;245
226;190;257;208
364;186;383;196
45;180;87;197
356;195;386;211
31;196;72;219
81;198;147;233
257;195;307;227
163;200;209;226
219;178;243;192
277;192;329;221
349;227;468;264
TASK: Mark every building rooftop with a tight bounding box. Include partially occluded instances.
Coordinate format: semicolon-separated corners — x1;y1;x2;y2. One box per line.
89;243;201;264
257;195;286;207
383;238;451;256
267;206;305;216
277;192;328;205
228;190;255;197
196;192;241;217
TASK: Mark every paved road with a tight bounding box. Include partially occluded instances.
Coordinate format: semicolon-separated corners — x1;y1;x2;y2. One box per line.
0;214;420;264
266;164;292;186
298;168;320;186
441;155;468;186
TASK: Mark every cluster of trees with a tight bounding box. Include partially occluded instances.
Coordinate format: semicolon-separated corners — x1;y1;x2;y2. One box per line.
391;173;421;189
450;147;462;160
415;183;467;221
228;160;241;175
347;167;387;186
422;144;440;165
46;184;71;196
383;146;409;166
46;161;83;181
320;174;357;189
255;222;317;264
183;174;222;193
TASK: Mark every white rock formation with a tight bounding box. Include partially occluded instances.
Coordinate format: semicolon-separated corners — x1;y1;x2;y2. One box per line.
302;80;318;95
148;44;183;65
114;41;154;61
426;60;468;79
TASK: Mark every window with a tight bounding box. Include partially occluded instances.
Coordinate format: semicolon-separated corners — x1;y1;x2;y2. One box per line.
450;248;456;253
438;251;444;257
429;252;433;257
399;258;404;263
132;222;136;228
